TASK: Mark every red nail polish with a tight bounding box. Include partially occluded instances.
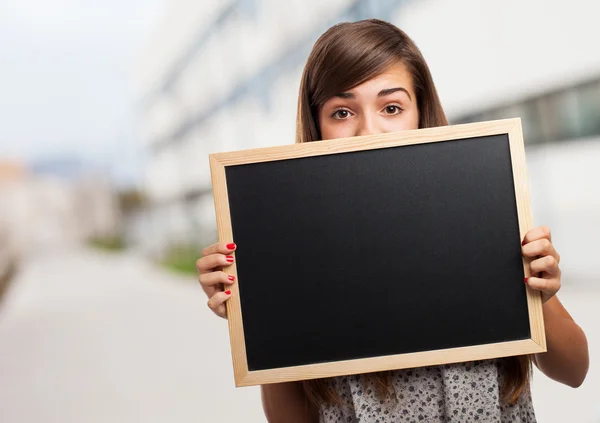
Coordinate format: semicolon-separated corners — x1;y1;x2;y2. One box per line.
226;255;234;262
228;275;235;281
521;240;526;246
225;290;231;295
226;243;236;250
524;277;528;283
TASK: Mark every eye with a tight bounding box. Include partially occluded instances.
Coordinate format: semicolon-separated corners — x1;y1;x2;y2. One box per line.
383;105;403;115
331;108;353;119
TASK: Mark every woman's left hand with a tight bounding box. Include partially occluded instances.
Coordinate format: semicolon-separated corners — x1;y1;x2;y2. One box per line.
521;226;561;303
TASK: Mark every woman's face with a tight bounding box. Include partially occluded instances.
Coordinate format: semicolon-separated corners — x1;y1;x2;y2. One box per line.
318;62;419;140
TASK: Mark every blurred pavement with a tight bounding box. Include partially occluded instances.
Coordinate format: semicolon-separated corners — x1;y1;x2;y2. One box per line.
0;248;597;422
0;248;264;423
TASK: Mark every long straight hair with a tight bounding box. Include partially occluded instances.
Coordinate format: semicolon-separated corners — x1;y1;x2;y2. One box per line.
294;18;531;407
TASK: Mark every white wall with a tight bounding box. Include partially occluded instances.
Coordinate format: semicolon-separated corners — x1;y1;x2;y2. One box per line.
396;0;600;117
526;137;600;281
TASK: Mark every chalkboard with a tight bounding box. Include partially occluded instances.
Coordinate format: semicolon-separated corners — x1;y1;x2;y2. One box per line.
209;119;546;387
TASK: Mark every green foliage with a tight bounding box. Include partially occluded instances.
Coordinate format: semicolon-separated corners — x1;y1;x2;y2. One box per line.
161;244;199;276
88;234;127;252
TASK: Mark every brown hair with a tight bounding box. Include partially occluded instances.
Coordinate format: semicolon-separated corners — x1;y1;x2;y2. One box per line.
294;18;532;407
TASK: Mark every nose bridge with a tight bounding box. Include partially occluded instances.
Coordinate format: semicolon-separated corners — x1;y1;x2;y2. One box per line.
356;111;381;136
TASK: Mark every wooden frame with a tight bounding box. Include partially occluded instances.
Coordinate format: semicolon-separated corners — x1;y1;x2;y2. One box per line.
209;118;546;387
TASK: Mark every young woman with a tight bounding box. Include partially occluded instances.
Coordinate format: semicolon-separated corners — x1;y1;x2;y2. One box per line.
197;19;589;423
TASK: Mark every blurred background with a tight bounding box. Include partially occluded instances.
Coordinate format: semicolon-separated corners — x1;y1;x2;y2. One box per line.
0;0;598;422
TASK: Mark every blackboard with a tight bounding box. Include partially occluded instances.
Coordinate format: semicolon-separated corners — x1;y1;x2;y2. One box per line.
209;119;546;387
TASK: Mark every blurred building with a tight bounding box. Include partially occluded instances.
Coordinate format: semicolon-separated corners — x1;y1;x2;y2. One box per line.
0;161;27;284
135;0;600;279
0;158;121;261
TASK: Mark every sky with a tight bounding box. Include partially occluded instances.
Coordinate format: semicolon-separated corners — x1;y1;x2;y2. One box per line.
0;0;164;187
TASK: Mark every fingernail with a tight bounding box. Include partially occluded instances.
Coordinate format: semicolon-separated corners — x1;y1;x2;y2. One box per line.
226;255;234;263
225;290;231;295
524;277;528;283
228;275;235;281
226;243;236;250
521;239;526;246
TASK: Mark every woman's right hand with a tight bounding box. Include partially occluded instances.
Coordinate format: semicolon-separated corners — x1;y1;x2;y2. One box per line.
197;241;237;318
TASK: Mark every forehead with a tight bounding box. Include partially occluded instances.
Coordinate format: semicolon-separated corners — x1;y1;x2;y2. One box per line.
348;62;414;94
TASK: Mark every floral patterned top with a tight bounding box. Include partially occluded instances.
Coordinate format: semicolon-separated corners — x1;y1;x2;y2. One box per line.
319;359;536;422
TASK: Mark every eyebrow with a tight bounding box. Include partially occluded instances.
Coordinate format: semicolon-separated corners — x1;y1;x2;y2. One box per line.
335;87;412;101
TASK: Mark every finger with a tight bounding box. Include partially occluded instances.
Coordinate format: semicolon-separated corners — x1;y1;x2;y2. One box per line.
530;255;560;277
522;238;559;262
207;290;232;319
522;226;551;246
525;275;560;298
199;271;236;288
196;253;235;274
201;241;237;258
199;271;236;295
